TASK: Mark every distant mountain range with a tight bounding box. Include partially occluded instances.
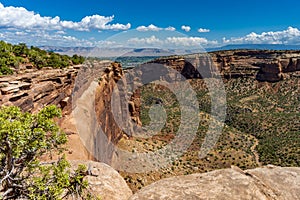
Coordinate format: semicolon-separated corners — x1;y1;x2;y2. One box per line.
40;44;300;57
39;46;201;57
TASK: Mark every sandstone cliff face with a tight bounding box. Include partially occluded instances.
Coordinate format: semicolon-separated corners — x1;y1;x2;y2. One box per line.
93;62;126;163
129;165;300;200
0;66;93;161
213;50;300;82
71;61;138;164
0;66;79;114
95;62;125;144
153;50;300;82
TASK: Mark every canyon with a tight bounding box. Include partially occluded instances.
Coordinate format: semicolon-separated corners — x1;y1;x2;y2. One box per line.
1;50;300;123
0;49;300;199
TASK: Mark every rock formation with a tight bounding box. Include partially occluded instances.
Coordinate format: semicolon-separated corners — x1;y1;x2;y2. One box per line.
71;61;140;165
69;160;132;200
2;50;300;115
0;66;80;114
210;50;300;81
153;50;300;82
129;165;300;200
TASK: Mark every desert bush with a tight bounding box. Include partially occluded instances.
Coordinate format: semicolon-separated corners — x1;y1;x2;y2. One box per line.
0;105;97;199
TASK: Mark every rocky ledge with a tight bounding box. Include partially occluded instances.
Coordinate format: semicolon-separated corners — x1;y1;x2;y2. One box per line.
67;163;300;200
0;66;81;114
129;165;300;200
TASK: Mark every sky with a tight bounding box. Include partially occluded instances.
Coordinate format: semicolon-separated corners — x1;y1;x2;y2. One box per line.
1;0;300;49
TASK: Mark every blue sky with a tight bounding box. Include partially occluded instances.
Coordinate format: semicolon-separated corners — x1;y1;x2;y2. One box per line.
1;0;300;48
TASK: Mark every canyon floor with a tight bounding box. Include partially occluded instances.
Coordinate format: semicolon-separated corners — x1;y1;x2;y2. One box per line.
118;74;300;192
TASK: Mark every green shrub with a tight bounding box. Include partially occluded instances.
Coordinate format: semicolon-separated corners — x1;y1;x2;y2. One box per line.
0;40;85;71
0;105;97;199
0;65;13;75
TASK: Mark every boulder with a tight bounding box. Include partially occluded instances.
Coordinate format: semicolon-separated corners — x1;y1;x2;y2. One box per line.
70;161;132;200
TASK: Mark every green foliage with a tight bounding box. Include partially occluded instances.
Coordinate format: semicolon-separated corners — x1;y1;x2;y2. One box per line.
224;77;300;167
27;156;95;200
0;41;85;73
0;106;96;199
0;65;13;75
71;54;85;65
47;53;70;68
13;43;29;57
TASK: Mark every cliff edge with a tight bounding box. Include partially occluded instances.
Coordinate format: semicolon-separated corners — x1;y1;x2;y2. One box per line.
129;165;300;200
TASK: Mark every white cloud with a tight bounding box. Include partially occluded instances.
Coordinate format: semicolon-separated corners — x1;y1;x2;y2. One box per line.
181;25;191;32
0;3;130;31
136;24;176;32
166;37;218;47
0;28;220;49
197;28;210;33
136;24;162;31
0;30;95;47
165;26;176;31
127;35;218;48
56;30;66;35
128;35;163;45
222;37;230;44
15;31;27;36
223;27;300;45
60;15;131;31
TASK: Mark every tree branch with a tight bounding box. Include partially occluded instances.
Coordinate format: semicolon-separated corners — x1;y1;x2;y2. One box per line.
0;164;14;186
1;188;13;199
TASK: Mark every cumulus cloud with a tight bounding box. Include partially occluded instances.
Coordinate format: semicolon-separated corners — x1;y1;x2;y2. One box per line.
128;35;163;45
127;35;218;47
56;31;67;35
0;3;131;31
60;15;131;31
136;24;162;31
136;24;176;32
197;28;210;33
181;25;191;32
223;27;300;45
15;31;27;36
166;37;217;47
165;26;176;31
0;29;95;47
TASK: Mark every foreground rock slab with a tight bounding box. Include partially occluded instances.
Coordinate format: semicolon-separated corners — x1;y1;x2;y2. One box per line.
70;161;132;200
129;166;300;200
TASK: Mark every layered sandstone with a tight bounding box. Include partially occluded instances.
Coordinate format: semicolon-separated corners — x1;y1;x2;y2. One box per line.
153;50;300;82
0;66;80;114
